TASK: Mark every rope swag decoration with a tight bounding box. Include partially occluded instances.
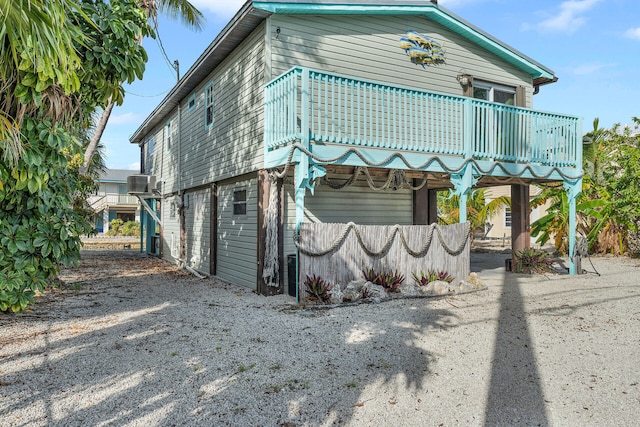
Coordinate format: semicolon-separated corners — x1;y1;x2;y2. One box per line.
321;167;428;191
294;221;471;258
268;143;583;181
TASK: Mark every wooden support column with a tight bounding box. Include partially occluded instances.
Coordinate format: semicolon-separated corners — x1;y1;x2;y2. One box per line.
428;189;438;224
412;181;439;225
511;184;530;259
413;181;429;225
257;170;283;296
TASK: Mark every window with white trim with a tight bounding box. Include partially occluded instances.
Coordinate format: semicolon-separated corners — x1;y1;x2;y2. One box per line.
473;80;516;105
505;208;512;228
204;82;214;128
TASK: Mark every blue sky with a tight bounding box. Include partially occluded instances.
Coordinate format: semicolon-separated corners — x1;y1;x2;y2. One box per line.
102;0;640;169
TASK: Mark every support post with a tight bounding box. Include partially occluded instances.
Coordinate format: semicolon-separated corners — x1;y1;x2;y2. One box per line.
293;67;312;302
564;178;582;275
511;184;530;259
413;180;429;225
451;164;476;224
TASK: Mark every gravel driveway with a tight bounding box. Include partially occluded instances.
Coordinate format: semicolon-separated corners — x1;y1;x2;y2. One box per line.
1;250;639;426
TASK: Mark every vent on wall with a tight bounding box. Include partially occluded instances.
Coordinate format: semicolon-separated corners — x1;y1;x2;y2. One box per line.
127;175;156;194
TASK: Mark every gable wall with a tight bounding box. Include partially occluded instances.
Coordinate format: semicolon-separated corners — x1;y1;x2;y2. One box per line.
269;14;533;107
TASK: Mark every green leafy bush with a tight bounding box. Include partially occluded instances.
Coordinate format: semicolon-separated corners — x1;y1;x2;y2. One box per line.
0;120;93;312
106;220;139;237
106;219;124;236
513;248;554;274
121;221;140;237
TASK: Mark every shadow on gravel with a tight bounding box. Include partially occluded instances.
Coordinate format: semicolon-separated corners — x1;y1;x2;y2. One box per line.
484;275;549;425
0;250;461;426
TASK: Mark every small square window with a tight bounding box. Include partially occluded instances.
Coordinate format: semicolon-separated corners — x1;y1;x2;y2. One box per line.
187;94;196;111
233;189;247;215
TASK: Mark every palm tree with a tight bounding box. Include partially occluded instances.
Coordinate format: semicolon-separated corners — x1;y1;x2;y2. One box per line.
530;118;639;255
438;188;510;238
80;0;205;174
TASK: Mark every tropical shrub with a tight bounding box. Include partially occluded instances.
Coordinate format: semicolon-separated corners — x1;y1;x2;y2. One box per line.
412;269;455;286
304;274;332;303
512;248;554;274
121;221;140;237
0;120;93;312
362;268;405;293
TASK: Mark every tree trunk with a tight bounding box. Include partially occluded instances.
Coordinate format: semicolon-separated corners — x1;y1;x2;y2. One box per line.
80;99;114;175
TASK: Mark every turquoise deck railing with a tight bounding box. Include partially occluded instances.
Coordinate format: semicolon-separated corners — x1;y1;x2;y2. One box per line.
265;67;581;168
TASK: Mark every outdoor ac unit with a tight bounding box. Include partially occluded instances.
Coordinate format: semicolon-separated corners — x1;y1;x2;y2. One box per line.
127;175;156;194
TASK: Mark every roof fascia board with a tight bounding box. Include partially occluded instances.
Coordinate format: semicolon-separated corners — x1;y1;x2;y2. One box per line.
253;2;554;80
129;1;259;144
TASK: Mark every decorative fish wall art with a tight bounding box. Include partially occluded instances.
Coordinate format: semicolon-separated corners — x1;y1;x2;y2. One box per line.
399;30;446;67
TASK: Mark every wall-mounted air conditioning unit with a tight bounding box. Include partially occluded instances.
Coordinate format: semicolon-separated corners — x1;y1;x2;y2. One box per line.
127;175;156;194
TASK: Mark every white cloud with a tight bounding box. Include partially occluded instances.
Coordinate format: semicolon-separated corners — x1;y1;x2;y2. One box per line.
536;0;602;34
188;0;246;18
109;112;142;125
570;62;616;75
625;27;640;41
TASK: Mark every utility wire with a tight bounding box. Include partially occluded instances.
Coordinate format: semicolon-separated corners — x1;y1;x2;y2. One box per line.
153;21;179;81
125;88;171;97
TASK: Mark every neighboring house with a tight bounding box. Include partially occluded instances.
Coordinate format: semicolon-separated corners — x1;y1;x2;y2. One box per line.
88;169;140;233
129;0;583;294
482;186;550;244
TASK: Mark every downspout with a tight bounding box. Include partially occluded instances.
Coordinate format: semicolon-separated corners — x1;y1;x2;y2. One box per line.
139;142;144;253
178;97;187;266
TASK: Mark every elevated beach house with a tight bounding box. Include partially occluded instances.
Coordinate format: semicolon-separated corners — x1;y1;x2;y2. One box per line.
129;0;583;295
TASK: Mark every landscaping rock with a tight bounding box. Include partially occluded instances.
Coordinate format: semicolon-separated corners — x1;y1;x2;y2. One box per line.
418;282;434;295
455;281;475;293
398;282;419;296
467;272;483;288
431;280;452;295
328;284;343;304
363;282;386;299
342;279;366;302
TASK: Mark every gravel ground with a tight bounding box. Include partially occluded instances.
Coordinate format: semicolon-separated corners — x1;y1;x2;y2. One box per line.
1;250;639;427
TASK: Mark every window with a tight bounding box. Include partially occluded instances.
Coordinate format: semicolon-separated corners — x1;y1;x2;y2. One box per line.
169;202;176;219
187;94;196;111
204;82;214;128
505;208;512;228
233;189;247;215
473;80;516;105
165;121;171;152
145;138;154;174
